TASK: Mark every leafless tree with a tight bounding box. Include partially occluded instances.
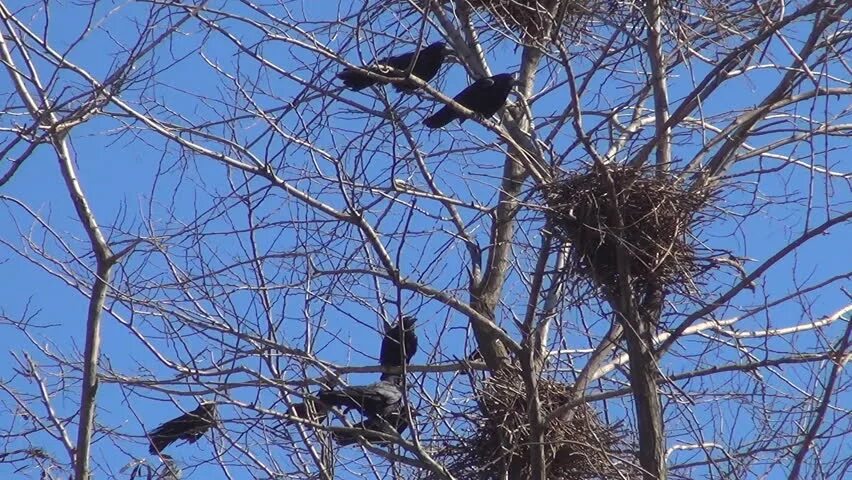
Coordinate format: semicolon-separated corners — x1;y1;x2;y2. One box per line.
1;1;850;479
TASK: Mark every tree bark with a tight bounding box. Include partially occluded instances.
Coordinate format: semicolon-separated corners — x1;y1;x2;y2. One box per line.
74;263;111;480
54;136;114;480
519;343;546;480
469;43;543;372
643;0;671;173
468;151;523;371
622;283;666;480
624;323;665;480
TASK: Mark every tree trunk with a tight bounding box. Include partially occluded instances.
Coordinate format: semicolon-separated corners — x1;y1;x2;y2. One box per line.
624;322;666;480
623;283;666;480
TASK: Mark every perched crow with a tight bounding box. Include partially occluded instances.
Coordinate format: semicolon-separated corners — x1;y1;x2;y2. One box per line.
148;402;217;455
337;42;453;92
379;316;418;380
332;408;413;446
423;73;515;129
318;376;404;419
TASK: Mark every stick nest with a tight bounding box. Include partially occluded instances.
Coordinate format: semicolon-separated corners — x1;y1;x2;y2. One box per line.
465;0;601;39
433;370;634;479
542;164;714;294
382;1;774;46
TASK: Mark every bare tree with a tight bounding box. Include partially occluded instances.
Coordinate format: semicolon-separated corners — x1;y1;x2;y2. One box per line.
1;1;850;479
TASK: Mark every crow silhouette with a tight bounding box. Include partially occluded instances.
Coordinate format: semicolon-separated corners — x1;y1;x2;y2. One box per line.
379;316;418;380
423;73;515;128
148;402;217;455
337;42;452;92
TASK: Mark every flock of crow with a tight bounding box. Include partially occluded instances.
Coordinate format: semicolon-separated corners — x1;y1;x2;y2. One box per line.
337;41;516;128
145;39;505;456
146;316;419;454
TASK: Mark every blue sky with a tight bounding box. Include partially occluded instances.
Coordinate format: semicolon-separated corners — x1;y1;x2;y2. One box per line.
1;1;850;479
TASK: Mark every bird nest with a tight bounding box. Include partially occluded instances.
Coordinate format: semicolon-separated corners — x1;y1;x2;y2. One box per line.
434;370;634;479
464;0;601;40
462;0;774;43
542;164;714;295
384;0;775;45
383;1;601;42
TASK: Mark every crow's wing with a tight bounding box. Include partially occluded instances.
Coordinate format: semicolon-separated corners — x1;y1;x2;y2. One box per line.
148;403;216;455
379;319;419;375
425;73;510;128
395;43;449;92
475;74;514;118
423;105;458;128
380;321;406;368
337;49;415;91
404;329;418;364
458;77;499;114
382;50;416;71
319;380;403;417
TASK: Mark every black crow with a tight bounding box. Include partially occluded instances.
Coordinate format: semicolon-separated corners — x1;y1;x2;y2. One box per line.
423;73;515;129
332;408;413;446
379;316;418;380
318;376;404;418
148;402;217;455
337;42;452;92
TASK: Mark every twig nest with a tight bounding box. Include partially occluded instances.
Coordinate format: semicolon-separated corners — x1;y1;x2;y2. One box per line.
386;1;776;45
434;369;633;479
465;0;601;40
543;164;714;294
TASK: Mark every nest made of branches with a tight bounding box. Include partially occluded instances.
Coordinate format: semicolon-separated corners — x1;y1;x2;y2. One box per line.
382;1;774;46
463;0;603;40
434;370;634;479
382;1;602;42
542;163;714;296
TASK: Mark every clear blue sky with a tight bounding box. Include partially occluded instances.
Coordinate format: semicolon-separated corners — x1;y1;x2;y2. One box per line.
1;2;849;479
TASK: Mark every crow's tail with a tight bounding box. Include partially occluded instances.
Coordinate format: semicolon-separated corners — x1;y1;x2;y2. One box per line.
423;106;458;129
336;69;378;91
285;400;328;425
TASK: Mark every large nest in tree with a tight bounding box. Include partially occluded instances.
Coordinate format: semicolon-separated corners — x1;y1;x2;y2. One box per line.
463;0;602;40
432;370;635;479
384;1;602;42
383;1;774;45
453;1;773;41
542;164;715;295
